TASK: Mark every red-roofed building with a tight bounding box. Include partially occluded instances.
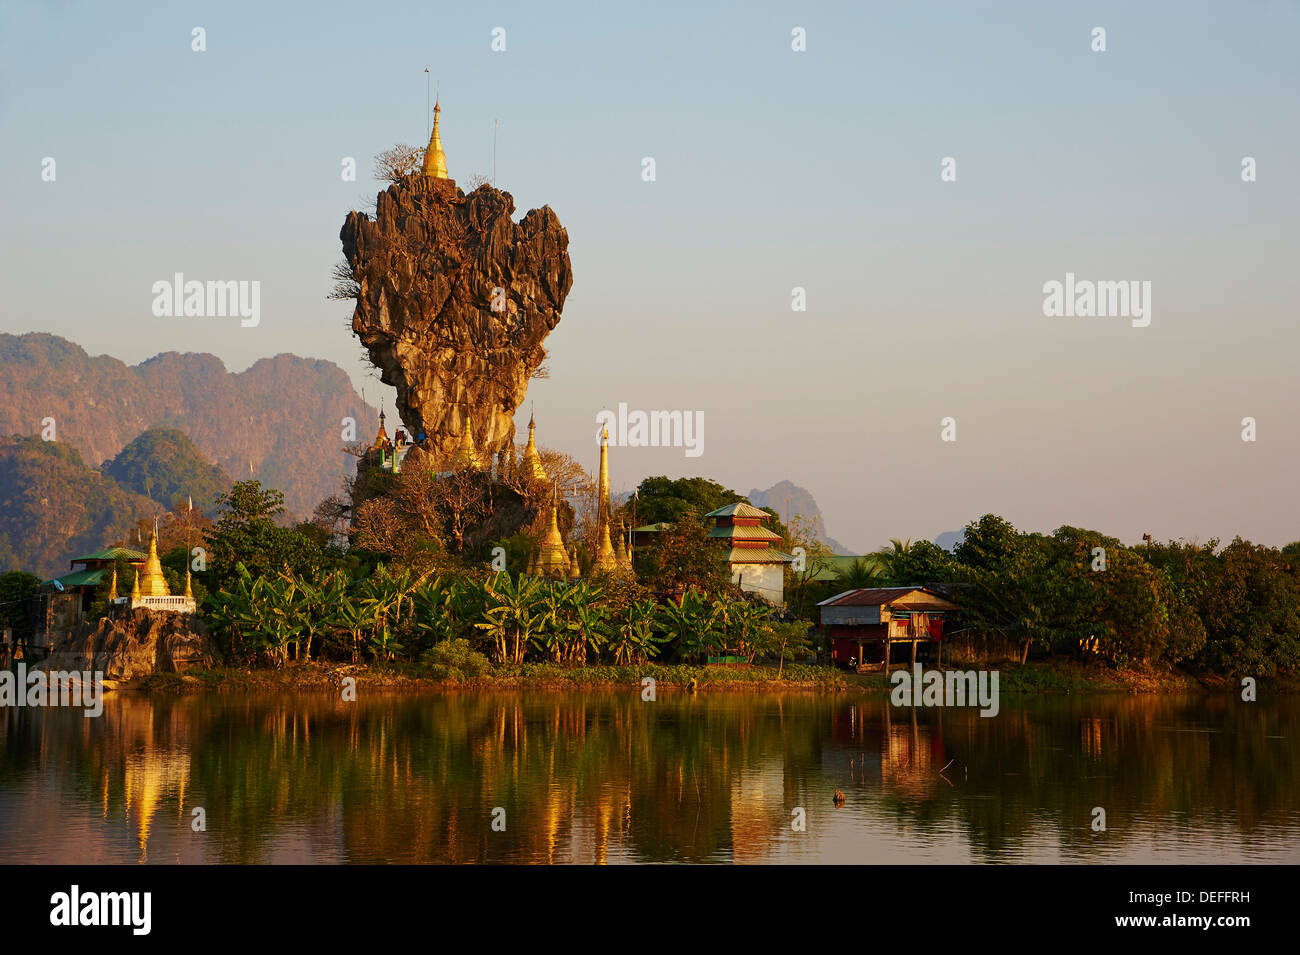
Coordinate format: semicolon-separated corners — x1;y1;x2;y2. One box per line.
705;502;795;605
818;586;961;670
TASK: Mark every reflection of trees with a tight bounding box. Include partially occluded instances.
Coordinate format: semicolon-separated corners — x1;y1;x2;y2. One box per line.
869;695;1300;862
1;692;1297;863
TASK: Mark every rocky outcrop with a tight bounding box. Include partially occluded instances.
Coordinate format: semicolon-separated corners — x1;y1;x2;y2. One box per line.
340;176;573;462
749;480;851;554
38;609;218;681
0;332;377;518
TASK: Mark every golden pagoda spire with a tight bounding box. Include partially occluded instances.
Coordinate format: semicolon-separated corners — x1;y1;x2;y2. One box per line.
568;546;582;579
139;524;171;598
535;488;570;578
597;425;610;522
594;514;618;572
131;567;141;600
371;406;390;450
423;100;449;179
108;564;118;601
521;411;548;481
184;565;193;599
451;409;483;470
615;518;632;570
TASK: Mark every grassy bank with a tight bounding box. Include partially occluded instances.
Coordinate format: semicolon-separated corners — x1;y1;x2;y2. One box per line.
137;661;847;694
136;658;1297;696
848;659;1299;694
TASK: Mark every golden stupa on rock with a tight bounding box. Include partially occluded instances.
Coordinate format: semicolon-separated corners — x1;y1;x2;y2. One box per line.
138;525;171;598
423;101;449;179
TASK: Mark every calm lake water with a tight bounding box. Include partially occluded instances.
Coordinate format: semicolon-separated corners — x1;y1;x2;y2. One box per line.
1;689;1297;864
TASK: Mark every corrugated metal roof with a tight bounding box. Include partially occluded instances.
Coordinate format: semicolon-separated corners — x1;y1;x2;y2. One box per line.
725;547;796;564
817;587;960;610
708;524;781;540
72;547;146;563
48;568;109;588
704;502;770;519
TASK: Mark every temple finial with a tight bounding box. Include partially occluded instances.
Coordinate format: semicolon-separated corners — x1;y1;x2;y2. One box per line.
423;98;449;179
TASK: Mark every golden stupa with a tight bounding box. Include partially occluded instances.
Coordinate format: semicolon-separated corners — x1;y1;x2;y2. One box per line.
449;408;487;470
520;413;548;482
594;516;618;572
423;101;449;179
534;496;570;578
138;526;171;598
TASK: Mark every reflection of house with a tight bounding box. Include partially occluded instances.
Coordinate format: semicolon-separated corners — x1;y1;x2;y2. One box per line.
819;587;960;670
705;503;795;606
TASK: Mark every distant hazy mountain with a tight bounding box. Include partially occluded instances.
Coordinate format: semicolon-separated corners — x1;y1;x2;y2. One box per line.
934;529;965;552
0;436;159;578
0;333;376;518
103;428;233;514
747;480;852;554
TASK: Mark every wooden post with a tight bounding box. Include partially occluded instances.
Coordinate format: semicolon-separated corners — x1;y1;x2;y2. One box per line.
910;639;917;666
883;637;891;673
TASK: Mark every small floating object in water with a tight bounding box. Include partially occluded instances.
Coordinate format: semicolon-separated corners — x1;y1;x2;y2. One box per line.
833;789;845;806
687;677;698;693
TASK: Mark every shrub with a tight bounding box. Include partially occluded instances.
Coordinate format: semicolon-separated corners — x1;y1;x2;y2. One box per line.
419;638;491;682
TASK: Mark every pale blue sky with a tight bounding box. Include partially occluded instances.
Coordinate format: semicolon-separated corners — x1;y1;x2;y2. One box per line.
3;1;1298;550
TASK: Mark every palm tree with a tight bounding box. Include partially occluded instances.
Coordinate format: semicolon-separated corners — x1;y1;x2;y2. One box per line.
874;539;913;582
837;555;885;589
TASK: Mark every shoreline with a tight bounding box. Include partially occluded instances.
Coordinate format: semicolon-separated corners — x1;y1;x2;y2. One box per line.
128;659;1295;696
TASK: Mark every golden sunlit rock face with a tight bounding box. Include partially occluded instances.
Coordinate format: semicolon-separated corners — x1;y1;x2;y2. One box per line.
340;167;573;465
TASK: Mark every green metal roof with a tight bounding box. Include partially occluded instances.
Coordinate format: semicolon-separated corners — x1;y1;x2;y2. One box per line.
71;547;146;564
631;522;671;533
724;546;796;564
708;524;781;541
705;502;771;519
47;568;109;589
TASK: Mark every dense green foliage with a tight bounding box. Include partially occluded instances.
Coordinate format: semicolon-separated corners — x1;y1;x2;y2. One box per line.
867;514;1300;677
103;427;232;513
206;481;342;590
0;436;157;578
0;570;40;630
205;565;788;670
633;475;788;539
